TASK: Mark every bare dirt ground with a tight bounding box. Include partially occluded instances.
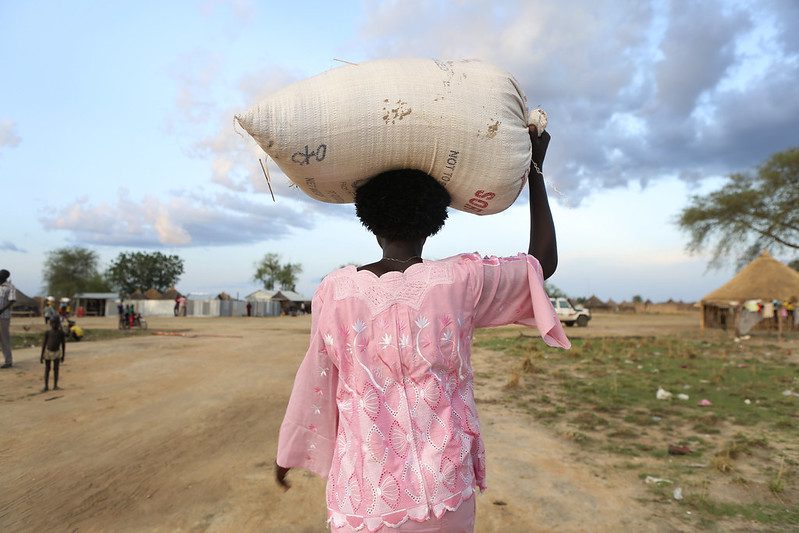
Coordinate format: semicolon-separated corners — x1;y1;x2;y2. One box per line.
0;313;704;532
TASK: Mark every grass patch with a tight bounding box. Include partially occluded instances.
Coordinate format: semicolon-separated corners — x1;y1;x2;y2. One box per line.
474;330;799;529
686;496;799;527
473;333;798;431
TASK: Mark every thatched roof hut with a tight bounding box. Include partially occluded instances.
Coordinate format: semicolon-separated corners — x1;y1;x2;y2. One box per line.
11;288;39;316
144;288;162;300
702;251;799;303
700;251;799;331
163;287;180;300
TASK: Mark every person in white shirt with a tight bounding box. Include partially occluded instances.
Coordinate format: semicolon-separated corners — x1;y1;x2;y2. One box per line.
0;269;17;368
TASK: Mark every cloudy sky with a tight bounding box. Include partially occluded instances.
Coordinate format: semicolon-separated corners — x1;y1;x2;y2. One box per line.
2;0;797;302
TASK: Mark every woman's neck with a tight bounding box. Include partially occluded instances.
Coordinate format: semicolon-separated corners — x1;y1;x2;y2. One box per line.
356;238;426;276
380;239;425;261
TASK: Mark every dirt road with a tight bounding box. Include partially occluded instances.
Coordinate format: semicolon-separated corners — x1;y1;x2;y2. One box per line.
0;315;670;532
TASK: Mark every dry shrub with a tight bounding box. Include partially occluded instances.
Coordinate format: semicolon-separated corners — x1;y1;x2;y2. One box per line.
712;434;761;473
769;458;787;495
503;372;520;390
712;453;735;473
521;357;541;374
562;430;589;443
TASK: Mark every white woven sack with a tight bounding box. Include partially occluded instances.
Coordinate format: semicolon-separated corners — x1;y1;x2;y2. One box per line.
236;58;538;215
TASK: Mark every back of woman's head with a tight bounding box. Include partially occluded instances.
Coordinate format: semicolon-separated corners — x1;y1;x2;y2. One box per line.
354;169;451;241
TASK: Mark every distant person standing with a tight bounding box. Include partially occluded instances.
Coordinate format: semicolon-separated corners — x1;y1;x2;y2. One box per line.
246;301;252;317
174;295;180;317
0;269;17;369
40;315;66;391
44;296;57;325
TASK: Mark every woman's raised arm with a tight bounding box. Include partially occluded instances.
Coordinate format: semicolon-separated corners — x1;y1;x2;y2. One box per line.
527;128;558;279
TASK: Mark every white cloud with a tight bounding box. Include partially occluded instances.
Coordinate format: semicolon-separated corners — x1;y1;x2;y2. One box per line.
0;241;26;253
50;1;797;250
355;0;799;200
0;119;21;151
40;188;314;247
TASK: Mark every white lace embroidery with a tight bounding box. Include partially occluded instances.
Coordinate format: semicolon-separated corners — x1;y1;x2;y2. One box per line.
332;263;455;317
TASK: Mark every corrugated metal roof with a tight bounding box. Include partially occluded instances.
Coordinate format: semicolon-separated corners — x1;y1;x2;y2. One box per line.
276;290;309;302
74;292;119;299
244;289;309;302
245;289;279;301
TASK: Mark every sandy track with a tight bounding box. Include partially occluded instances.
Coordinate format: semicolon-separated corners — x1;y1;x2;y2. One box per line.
0;316;667;532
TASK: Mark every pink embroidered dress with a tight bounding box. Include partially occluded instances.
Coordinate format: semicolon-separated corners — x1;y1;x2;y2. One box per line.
277;253;570;531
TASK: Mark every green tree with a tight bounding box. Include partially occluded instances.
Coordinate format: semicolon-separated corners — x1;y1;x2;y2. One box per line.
632;294;643;303
254;253;303;291
106;251;184;294
43;246;111;297
790;258;799;272
677;147;799;268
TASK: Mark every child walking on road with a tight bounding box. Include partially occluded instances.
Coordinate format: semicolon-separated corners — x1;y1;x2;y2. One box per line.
40;316;66;392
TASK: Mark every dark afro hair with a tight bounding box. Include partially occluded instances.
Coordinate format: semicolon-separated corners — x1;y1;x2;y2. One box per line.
354;169;451;241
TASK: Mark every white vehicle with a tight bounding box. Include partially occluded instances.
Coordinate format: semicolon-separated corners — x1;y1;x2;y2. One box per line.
549;297;591;327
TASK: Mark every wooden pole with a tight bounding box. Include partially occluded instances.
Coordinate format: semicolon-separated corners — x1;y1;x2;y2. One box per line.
700;301;706;332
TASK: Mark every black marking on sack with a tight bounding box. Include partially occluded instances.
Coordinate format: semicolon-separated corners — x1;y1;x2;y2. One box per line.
440;149;459;182
304;177;325;199
291;144;327;165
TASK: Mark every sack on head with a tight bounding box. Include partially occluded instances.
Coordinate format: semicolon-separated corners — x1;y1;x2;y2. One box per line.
236;58;541;215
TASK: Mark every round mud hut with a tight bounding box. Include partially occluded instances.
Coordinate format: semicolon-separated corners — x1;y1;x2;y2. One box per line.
700;251;799;331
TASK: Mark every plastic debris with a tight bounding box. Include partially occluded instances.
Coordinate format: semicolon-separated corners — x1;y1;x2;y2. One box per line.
645;476;672;485
651;416;662;422
673;487;684;501
656;387;673;400
698;399;712;406
677;393;690;401
782;390;799;397
668;444;693;455
744;399;752;405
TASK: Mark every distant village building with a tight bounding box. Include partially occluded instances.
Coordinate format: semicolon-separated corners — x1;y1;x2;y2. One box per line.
74;292;120;316
245;289;311;316
10;288;40;317
700;251;799;332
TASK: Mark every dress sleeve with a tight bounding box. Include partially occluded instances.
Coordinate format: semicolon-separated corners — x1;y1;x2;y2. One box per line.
469;253;570;349
276;289;339;478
